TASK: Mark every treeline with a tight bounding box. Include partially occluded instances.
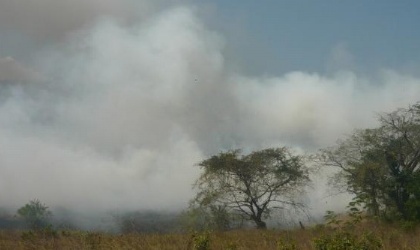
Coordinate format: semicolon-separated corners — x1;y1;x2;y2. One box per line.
0;201;183;233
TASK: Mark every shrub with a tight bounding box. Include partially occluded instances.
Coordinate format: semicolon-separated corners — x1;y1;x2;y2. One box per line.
17;199;52;230
313;231;382;250
191;231;210;250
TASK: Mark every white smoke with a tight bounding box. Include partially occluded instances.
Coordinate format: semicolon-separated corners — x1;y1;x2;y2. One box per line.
0;2;419;224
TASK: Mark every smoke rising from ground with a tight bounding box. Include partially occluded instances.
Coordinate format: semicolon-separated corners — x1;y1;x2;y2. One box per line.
1;2;420;226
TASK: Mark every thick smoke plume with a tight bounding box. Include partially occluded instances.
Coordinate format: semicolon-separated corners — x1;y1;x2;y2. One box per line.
1;1;420;227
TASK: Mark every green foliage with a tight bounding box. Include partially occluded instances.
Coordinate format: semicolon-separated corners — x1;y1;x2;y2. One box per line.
323;206;364;230
399;220;417;232
277;238;297;250
345;198;364;227
191;231;210;250
405;171;420;221
319;103;420;223
192;147;309;229
324;211;342;228
17;199;52;230
313;231;382;250
20;230;36;242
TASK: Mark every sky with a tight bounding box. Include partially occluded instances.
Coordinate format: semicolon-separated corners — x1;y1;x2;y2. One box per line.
203;0;420;75
0;0;420;227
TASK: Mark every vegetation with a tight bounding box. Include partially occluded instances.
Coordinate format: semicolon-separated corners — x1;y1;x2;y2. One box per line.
318;103;420;222
16;199;52;230
114;211;180;233
190;148;309;229
3;103;420;249
0;220;418;249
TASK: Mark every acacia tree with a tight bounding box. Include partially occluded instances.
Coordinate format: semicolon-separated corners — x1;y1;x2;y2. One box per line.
192;147;309;229
319;103;420;220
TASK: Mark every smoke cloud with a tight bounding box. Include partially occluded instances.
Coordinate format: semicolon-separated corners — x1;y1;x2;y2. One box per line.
0;0;187;40
1;1;420;226
0;57;43;83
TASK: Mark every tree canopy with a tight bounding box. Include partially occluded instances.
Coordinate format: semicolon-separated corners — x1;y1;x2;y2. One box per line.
319;103;420;221
191;147;309;229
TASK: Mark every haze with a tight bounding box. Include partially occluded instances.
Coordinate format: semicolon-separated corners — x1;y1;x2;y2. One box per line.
0;0;419;227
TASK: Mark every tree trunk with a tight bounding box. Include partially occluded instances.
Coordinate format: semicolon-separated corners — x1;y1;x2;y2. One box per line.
255;219;267;229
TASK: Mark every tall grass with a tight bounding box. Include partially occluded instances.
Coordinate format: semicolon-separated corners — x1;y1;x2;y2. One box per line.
0;220;419;249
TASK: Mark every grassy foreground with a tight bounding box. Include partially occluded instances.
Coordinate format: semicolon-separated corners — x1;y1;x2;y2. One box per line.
1;221;419;249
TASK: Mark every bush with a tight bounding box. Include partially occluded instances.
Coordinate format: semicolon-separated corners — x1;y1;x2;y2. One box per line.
17;199;52;230
313;231;382;250
191;231;210;250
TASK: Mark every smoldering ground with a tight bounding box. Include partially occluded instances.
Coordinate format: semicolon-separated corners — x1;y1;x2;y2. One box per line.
0;1;420;230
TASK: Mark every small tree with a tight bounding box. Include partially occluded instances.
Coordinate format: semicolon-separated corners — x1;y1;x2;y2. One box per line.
17;199;52;230
192;147;309;229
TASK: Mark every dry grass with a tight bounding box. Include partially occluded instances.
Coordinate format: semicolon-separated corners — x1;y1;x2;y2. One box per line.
0;221;419;249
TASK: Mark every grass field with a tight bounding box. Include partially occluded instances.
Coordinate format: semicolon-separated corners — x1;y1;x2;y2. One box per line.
0;221;419;249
